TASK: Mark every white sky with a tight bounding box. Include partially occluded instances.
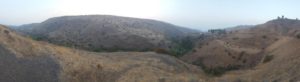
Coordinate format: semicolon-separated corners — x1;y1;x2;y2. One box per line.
1;0;300;30
55;0;170;18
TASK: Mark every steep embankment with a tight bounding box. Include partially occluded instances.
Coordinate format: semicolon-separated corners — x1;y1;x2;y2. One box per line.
0;25;206;82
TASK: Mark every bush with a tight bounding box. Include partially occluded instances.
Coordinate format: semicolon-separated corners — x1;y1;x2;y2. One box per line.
169;36;196;57
92;46;150;52
201;65;241;76
154;48;169;54
208;29;226;35
237;51;245;61
242;59;247;63
192;58;241;76
92;48;103;52
232;37;239;40
192;49;197;52
263;55;274;63
30;36;45;41
4;30;9;34
296;34;300;39
262;35;267;39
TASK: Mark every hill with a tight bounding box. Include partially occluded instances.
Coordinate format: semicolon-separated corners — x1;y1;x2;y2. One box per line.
0;25;206;82
6;16;300;81
216;36;300;81
181;18;300;79
16;15;200;56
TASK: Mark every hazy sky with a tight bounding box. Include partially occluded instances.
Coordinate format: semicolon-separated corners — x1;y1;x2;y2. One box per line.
0;0;300;30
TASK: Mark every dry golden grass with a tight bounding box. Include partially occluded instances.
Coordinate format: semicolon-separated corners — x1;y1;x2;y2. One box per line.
215;37;300;81
0;25;208;82
182;19;300;81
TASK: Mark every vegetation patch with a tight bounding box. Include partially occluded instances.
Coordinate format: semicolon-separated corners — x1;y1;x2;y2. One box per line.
192;58;241;76
93;47;129;52
4;30;9;34
169;36;196;57
232;37;239;40
262;35;267;39
28;32;198;58
202;65;241;76
154;48;170;54
30;35;46;41
263;55;274;63
296;34;300;39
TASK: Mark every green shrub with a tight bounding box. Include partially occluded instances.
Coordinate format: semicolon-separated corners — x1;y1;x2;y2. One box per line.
192;58;241;76
192;49;197;52
169;45;189;57
263;55;274;63
201;65;241;76
30;35;46;41
4;30;9;34
154;48;169;54
296;34;300;39
92;48;103;52
232;37;239;40
92;46;150;52
169;36;196;57
262;35;267;39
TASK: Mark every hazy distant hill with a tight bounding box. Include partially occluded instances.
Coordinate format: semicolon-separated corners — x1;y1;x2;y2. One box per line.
16;15;200;56
224;25;254;32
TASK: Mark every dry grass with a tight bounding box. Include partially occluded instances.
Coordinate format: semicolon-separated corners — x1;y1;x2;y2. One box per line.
0;25;207;82
182;19;300;81
214;37;300;81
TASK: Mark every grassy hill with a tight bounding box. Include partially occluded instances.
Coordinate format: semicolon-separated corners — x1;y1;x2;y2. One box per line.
182;18;300;79
0;25;206;82
16;15;200;57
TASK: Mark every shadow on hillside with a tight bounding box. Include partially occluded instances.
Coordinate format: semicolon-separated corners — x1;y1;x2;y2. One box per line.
0;46;60;82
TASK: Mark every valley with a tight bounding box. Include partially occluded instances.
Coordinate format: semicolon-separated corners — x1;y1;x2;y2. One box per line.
1;16;300;82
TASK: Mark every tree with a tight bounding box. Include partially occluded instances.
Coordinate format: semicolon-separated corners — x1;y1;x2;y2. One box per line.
208;29;226;35
153;48;169;54
263;55;274;63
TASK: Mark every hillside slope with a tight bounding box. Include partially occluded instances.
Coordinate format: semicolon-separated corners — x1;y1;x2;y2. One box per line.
181;18;300;77
16;15;200;54
0;25;206;82
217;37;300;81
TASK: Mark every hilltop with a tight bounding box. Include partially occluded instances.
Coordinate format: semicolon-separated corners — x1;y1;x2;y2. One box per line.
16;15;200;56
